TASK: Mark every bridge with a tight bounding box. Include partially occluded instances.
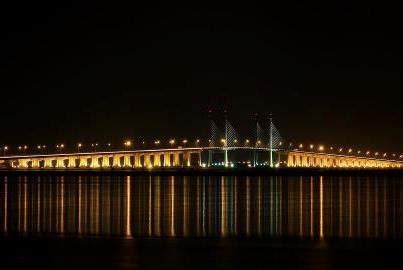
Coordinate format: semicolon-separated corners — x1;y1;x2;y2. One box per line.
1;114;402;170
0;147;402;170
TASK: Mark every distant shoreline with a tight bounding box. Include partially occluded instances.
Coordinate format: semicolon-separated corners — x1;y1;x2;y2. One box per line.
1;167;403;176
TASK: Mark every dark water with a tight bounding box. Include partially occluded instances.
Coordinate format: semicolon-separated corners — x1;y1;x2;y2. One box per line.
1;175;402;269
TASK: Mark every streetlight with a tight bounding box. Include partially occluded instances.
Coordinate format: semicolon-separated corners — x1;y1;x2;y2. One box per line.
169;139;175;146
310;144;314;150
299;143;303;149
318;145;324;151
77;143;82;152
3;146;8;156
182;139;188;145
124;140;132;147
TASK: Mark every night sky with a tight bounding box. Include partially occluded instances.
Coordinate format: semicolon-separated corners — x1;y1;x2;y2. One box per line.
1;3;402;152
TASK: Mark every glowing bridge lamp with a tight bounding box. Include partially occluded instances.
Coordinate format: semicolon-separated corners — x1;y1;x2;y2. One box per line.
318;145;324;151
299;144;303;149
310;144;314;150
182;139;188;145
339;148;343;152
169;139;175;146
124;140;132;147
348;148;352;153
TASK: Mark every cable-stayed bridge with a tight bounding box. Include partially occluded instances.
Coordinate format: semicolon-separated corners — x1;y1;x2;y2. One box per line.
0;114;402;170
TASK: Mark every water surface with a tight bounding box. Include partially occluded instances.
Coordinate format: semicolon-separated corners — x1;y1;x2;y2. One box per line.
0;175;402;269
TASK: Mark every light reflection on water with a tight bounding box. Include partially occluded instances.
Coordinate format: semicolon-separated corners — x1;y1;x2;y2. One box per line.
0;175;402;239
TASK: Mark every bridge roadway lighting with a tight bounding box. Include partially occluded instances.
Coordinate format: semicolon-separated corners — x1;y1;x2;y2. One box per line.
366;151;370;155
310;144;314;150
375;152;379;156
245;139;250;144
169;139;175;146
124;140;132;147
339;148;343;152
2;146;8;156
318;145;324;151
299;144;303;149
155;140;160;145
182;139;188;145
348;148;352;153
77;143;82;152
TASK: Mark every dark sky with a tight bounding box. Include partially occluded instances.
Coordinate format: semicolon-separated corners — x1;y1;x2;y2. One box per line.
1;2;402;153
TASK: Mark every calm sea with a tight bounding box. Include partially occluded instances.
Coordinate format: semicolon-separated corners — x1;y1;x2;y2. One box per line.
0;174;402;269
